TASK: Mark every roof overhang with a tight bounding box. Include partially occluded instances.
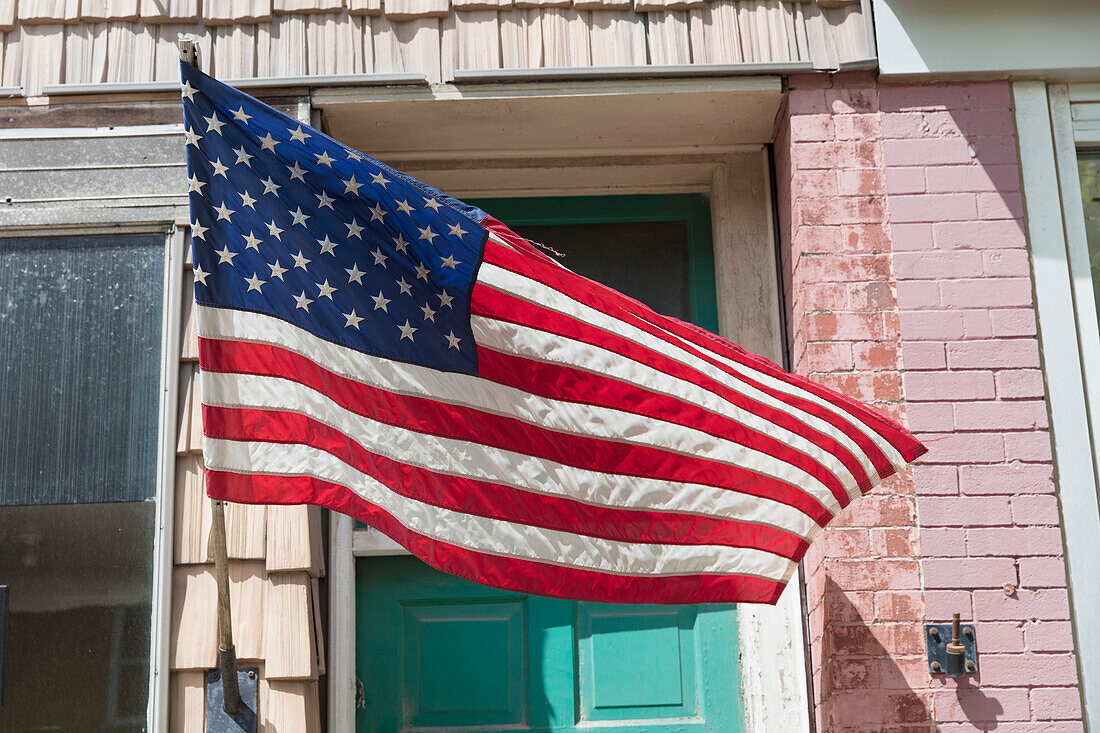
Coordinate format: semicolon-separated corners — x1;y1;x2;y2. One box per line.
311;74;785;159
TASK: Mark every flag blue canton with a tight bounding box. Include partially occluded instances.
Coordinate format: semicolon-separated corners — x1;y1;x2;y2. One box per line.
181;62;486;374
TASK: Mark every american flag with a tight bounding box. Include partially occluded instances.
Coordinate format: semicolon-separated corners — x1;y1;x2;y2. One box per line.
182;62;926;605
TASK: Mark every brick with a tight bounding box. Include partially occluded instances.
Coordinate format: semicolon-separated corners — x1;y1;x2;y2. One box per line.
946;339;1041;369
893;251;982;280
825;560;921;591
903;341;947;370
961;108;1018;138
919;496;1012;527
977;653;1078;686
872;527;920;558
978;191;1025;220
982;249;1032;278
1025;621;1076;652
880;83;970;112
917;432;1005;464
1010;495;1062;526
833;113;882;141
897;279;943;309
880;111;927;139
788;88;828;114
962;309;993;339
816;528;875;558
924;557;1016;589
989;308;1038;337
919;527;967;556
849;281;898;311
826;86;878;114
904;371;995;401
805;341;855;370
884;138;973;166
827;656;929;694
793;141;839;170
906;402;954;433
834;493;915;527
969;135;1020;165
975;589;1071;622
796;252;893;283
967;527;1065;557
925;164;1021;193
852;341;900;371
874;590;924;621
940;279;1034;308
839;168;888;196
889;193;979;224
799;197;887;227
925;590;973;620
900;310;966;340
1004;432;1053;462
958;464;1054;495
995;369;1046;399
822;587;876;623
790;114;835;142
932;220;1027;250
1017;557;1068;588
883;167;925;195
791;169;838;198
1030;688;1083;721
890;222;934;251
976;621;1026;653
934;687;1030;723
914;464;958;495
964;81;1013;111
954;400;1048;431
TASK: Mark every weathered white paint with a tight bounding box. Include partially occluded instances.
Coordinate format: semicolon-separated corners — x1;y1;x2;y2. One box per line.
874;0;1100;78
149;225;186;733
1013;80;1100;732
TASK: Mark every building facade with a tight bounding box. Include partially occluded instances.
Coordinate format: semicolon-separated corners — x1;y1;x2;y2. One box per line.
0;0;1097;730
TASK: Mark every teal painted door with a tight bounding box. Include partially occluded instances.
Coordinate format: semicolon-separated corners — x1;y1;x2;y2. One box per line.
355;195;743;732
356;556;742;732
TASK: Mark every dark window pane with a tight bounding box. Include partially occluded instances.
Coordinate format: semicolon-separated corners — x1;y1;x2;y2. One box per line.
0;235;164;506
0;502;154;733
512;221;692;322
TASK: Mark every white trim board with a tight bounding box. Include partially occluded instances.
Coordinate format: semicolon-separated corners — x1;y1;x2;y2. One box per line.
1014;80;1100;731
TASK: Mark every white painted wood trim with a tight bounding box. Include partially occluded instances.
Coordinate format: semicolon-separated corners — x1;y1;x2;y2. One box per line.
151;225;184;732
1052;83;1100;730
1014;81;1100;732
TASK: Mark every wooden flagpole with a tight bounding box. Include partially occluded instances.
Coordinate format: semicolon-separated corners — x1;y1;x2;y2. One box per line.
178;37;243;717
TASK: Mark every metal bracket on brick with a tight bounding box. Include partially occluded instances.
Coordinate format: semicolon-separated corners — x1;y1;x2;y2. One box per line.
925;613;978;677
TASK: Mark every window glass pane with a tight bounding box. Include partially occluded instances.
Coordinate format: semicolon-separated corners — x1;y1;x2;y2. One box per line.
1081;154;1100;322
0;234;164;506
511;221;693;321
0;234;163;732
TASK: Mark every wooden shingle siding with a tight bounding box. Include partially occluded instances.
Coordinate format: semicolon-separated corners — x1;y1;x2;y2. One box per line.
169;233;325;730
1;0;867;93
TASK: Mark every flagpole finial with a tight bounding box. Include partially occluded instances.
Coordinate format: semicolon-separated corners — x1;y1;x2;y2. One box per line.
178;38;201;69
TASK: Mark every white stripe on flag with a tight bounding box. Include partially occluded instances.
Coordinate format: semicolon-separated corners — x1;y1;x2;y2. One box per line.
201;368;824;540
205;437;799;582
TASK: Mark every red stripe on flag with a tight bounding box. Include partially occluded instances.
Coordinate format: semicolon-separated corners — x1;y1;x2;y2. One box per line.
482;237;924;478
206;468;788;604
203;404;811;558
199;337;837;523
473;284;870;501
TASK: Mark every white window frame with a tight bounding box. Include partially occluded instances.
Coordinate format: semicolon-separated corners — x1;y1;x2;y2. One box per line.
1013;81;1100;733
0;126;186;730
326;142;812;733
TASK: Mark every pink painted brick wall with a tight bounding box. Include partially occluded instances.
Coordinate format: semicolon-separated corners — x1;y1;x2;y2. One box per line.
777;71;935;731
777;75;1084;731
880;80;1083;730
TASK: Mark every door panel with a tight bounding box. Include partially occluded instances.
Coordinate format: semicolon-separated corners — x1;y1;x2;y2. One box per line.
357;556;741;733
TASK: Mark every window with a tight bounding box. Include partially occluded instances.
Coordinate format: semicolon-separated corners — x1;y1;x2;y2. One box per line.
0;234;165;732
